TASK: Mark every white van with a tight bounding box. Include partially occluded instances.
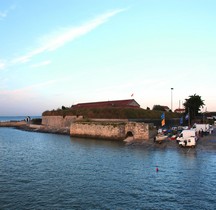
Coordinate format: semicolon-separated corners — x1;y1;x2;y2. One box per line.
192;123;210;134
176;130;197;147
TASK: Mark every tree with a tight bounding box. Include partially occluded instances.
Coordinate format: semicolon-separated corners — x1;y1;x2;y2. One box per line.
152;105;167;111
183;94;205;123
62;106;67;110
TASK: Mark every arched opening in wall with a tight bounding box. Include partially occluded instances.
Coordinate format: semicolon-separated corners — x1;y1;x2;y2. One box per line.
125;131;133;138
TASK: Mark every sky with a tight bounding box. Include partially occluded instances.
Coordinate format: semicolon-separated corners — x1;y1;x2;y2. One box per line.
0;0;215;116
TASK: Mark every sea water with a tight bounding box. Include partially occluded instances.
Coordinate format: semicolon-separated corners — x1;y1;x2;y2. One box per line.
0;127;215;209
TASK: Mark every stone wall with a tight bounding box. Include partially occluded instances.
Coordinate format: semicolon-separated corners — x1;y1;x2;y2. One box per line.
70;121;150;140
42;116;151;140
125;122;149;140
42;115;83;128
70;122;126;140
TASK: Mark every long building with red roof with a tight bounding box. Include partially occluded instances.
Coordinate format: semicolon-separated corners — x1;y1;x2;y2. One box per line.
71;99;140;109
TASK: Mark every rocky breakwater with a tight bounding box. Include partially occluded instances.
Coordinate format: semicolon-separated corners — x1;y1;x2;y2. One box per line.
0;121;27;127
19;123;70;135
0;119;70;135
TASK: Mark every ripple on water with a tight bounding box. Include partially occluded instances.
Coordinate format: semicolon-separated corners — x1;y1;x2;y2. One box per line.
0;128;216;209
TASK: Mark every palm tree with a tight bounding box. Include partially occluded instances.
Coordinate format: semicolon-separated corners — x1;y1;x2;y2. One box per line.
183;94;205;124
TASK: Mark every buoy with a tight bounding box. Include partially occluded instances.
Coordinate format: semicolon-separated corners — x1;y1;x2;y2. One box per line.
156;167;159;172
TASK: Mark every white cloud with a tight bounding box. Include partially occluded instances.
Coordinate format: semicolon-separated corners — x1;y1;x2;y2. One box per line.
0;4;16;20
12;46;48;63
0;11;7;19
12;8;127;64
30;60;51;68
0;60;6;70
42;8;127;51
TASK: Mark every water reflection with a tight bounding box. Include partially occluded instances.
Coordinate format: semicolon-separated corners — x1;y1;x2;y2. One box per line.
179;148;198;159
70;136;125;149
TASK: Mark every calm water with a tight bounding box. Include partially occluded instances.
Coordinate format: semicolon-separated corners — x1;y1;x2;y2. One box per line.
0;127;215;210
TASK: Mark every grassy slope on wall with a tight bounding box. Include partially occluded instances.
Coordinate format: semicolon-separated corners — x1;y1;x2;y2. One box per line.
42;107;181;120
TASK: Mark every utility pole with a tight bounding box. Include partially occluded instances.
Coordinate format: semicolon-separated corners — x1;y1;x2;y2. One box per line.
171;88;174;112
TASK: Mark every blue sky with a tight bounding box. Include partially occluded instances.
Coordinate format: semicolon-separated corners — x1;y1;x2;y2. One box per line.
0;0;215;116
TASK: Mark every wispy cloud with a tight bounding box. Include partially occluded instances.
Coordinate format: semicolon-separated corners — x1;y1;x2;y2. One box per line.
30;60;51;68
0;60;6;70
0;4;16;20
12;8;127;64
0;11;7;19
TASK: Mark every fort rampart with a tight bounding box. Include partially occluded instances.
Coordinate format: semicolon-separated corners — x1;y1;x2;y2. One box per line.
41;116;151;140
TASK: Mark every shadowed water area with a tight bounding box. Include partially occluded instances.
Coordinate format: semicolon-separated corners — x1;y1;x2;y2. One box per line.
0;127;215;209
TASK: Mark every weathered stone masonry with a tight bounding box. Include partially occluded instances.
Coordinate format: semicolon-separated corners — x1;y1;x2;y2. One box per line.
42;116;150;140
70;122;125;140
42;116;83;128
125;122;149;140
70;122;150;140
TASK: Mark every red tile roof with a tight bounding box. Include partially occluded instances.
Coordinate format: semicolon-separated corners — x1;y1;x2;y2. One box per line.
72;99;140;109
174;108;185;113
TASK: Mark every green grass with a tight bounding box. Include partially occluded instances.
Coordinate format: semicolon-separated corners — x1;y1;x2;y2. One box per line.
42;107;181;120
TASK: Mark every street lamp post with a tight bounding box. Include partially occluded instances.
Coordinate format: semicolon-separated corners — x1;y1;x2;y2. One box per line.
171;88;174;112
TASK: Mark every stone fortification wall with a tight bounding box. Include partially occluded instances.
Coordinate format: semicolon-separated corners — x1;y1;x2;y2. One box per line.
42;116;150;140
90;119;128;122
70;121;150;140
125;122;149;140
70;122;126;140
42;116;83;128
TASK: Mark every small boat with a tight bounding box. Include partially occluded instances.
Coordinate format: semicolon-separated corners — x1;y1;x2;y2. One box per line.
169;135;177;140
154;134;168;143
